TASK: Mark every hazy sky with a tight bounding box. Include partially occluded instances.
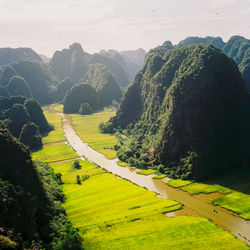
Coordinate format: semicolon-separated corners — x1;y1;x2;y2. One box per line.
0;0;249;56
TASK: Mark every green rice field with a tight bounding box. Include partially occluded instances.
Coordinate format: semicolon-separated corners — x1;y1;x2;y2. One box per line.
32;143;78;163
213;192;250;220
32;105;250;248
42;106;66;144
136;169;155;175
70;110;118;159
49;159;248;249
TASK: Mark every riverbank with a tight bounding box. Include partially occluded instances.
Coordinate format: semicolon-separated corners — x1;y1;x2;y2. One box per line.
32;105;250;248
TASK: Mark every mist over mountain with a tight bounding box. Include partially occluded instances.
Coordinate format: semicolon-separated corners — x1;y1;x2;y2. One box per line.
0;47;41;66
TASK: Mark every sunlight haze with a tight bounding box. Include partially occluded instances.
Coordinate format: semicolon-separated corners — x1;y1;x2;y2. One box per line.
0;0;249;56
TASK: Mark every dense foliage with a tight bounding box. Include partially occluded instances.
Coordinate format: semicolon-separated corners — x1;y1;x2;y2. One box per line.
19;122;42;149
0;96;51;149
63;83;98;113
177;36;250;91
110;44;250;179
0;124;82;248
83;63;122;107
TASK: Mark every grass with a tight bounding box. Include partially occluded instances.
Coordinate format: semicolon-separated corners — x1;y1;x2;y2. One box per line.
32;144;78;163
137;169;155;175
168;179;192;188
42;106;66;144
213;192;250;220
49;159;248;250
181;183;231;195
70;110;117;159
117;160;128;167
152;174;167;179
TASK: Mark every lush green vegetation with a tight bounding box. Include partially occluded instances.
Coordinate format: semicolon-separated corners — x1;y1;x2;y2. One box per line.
32;143;78;163
168;179;192;188
117;160;128;167
213;192;250;220
152;174;167;179
63;83;98;114
0;96;51;149
70;110;117;159
48;159;248;249
177;35;250;91
83;63;122;107
19;122;42;149
110;44;250;180
42;105;66;144
137;169;155;175
0;123;82;249
181;183;230;195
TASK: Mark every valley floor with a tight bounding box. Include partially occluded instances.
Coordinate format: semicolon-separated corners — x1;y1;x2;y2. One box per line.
32;104;249;249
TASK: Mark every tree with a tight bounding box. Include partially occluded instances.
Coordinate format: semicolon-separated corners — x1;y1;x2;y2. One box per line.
19;122;42;149
73;160;82;170
76;175;81;185
63;83;98;114
79;102;93;115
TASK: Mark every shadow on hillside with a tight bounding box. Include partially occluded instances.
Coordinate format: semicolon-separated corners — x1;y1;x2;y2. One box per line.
203;168;250;195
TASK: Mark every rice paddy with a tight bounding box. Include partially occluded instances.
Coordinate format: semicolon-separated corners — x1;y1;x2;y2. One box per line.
32;143;78;163
50;159;248;250
168;179;192;188
213;192;250;220
33;105;249;248
69;110;117;159
136;169;155;175
42;105;66;144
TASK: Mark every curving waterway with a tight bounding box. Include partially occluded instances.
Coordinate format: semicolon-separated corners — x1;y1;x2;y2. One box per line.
57;111;250;245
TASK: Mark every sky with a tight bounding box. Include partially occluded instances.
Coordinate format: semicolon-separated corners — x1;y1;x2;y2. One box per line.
0;0;249;57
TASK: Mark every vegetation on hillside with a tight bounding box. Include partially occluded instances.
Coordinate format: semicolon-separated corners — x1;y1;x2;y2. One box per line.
0;96;51;149
83;63;122;107
109;44;250;180
0;123;82;249
63;83;98;114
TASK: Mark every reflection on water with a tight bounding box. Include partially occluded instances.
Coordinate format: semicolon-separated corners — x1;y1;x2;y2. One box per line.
58;112;250;245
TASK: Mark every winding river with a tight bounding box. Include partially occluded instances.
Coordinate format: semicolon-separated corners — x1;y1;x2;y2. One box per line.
57;111;250;245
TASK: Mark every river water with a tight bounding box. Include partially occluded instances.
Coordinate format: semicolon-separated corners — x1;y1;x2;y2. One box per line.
58;111;250;245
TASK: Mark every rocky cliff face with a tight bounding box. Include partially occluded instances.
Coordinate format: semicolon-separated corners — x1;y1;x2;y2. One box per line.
111;44;250;179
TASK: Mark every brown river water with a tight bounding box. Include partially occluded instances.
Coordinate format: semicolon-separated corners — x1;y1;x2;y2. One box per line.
57;112;250;245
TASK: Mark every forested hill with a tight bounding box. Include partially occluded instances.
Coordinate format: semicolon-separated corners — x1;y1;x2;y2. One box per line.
0;123;82;249
82;63;122;107
176;36;250;90
0;47;41;66
110;44;250;180
50;43;130;87
0;61;56;104
0;96;52;149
